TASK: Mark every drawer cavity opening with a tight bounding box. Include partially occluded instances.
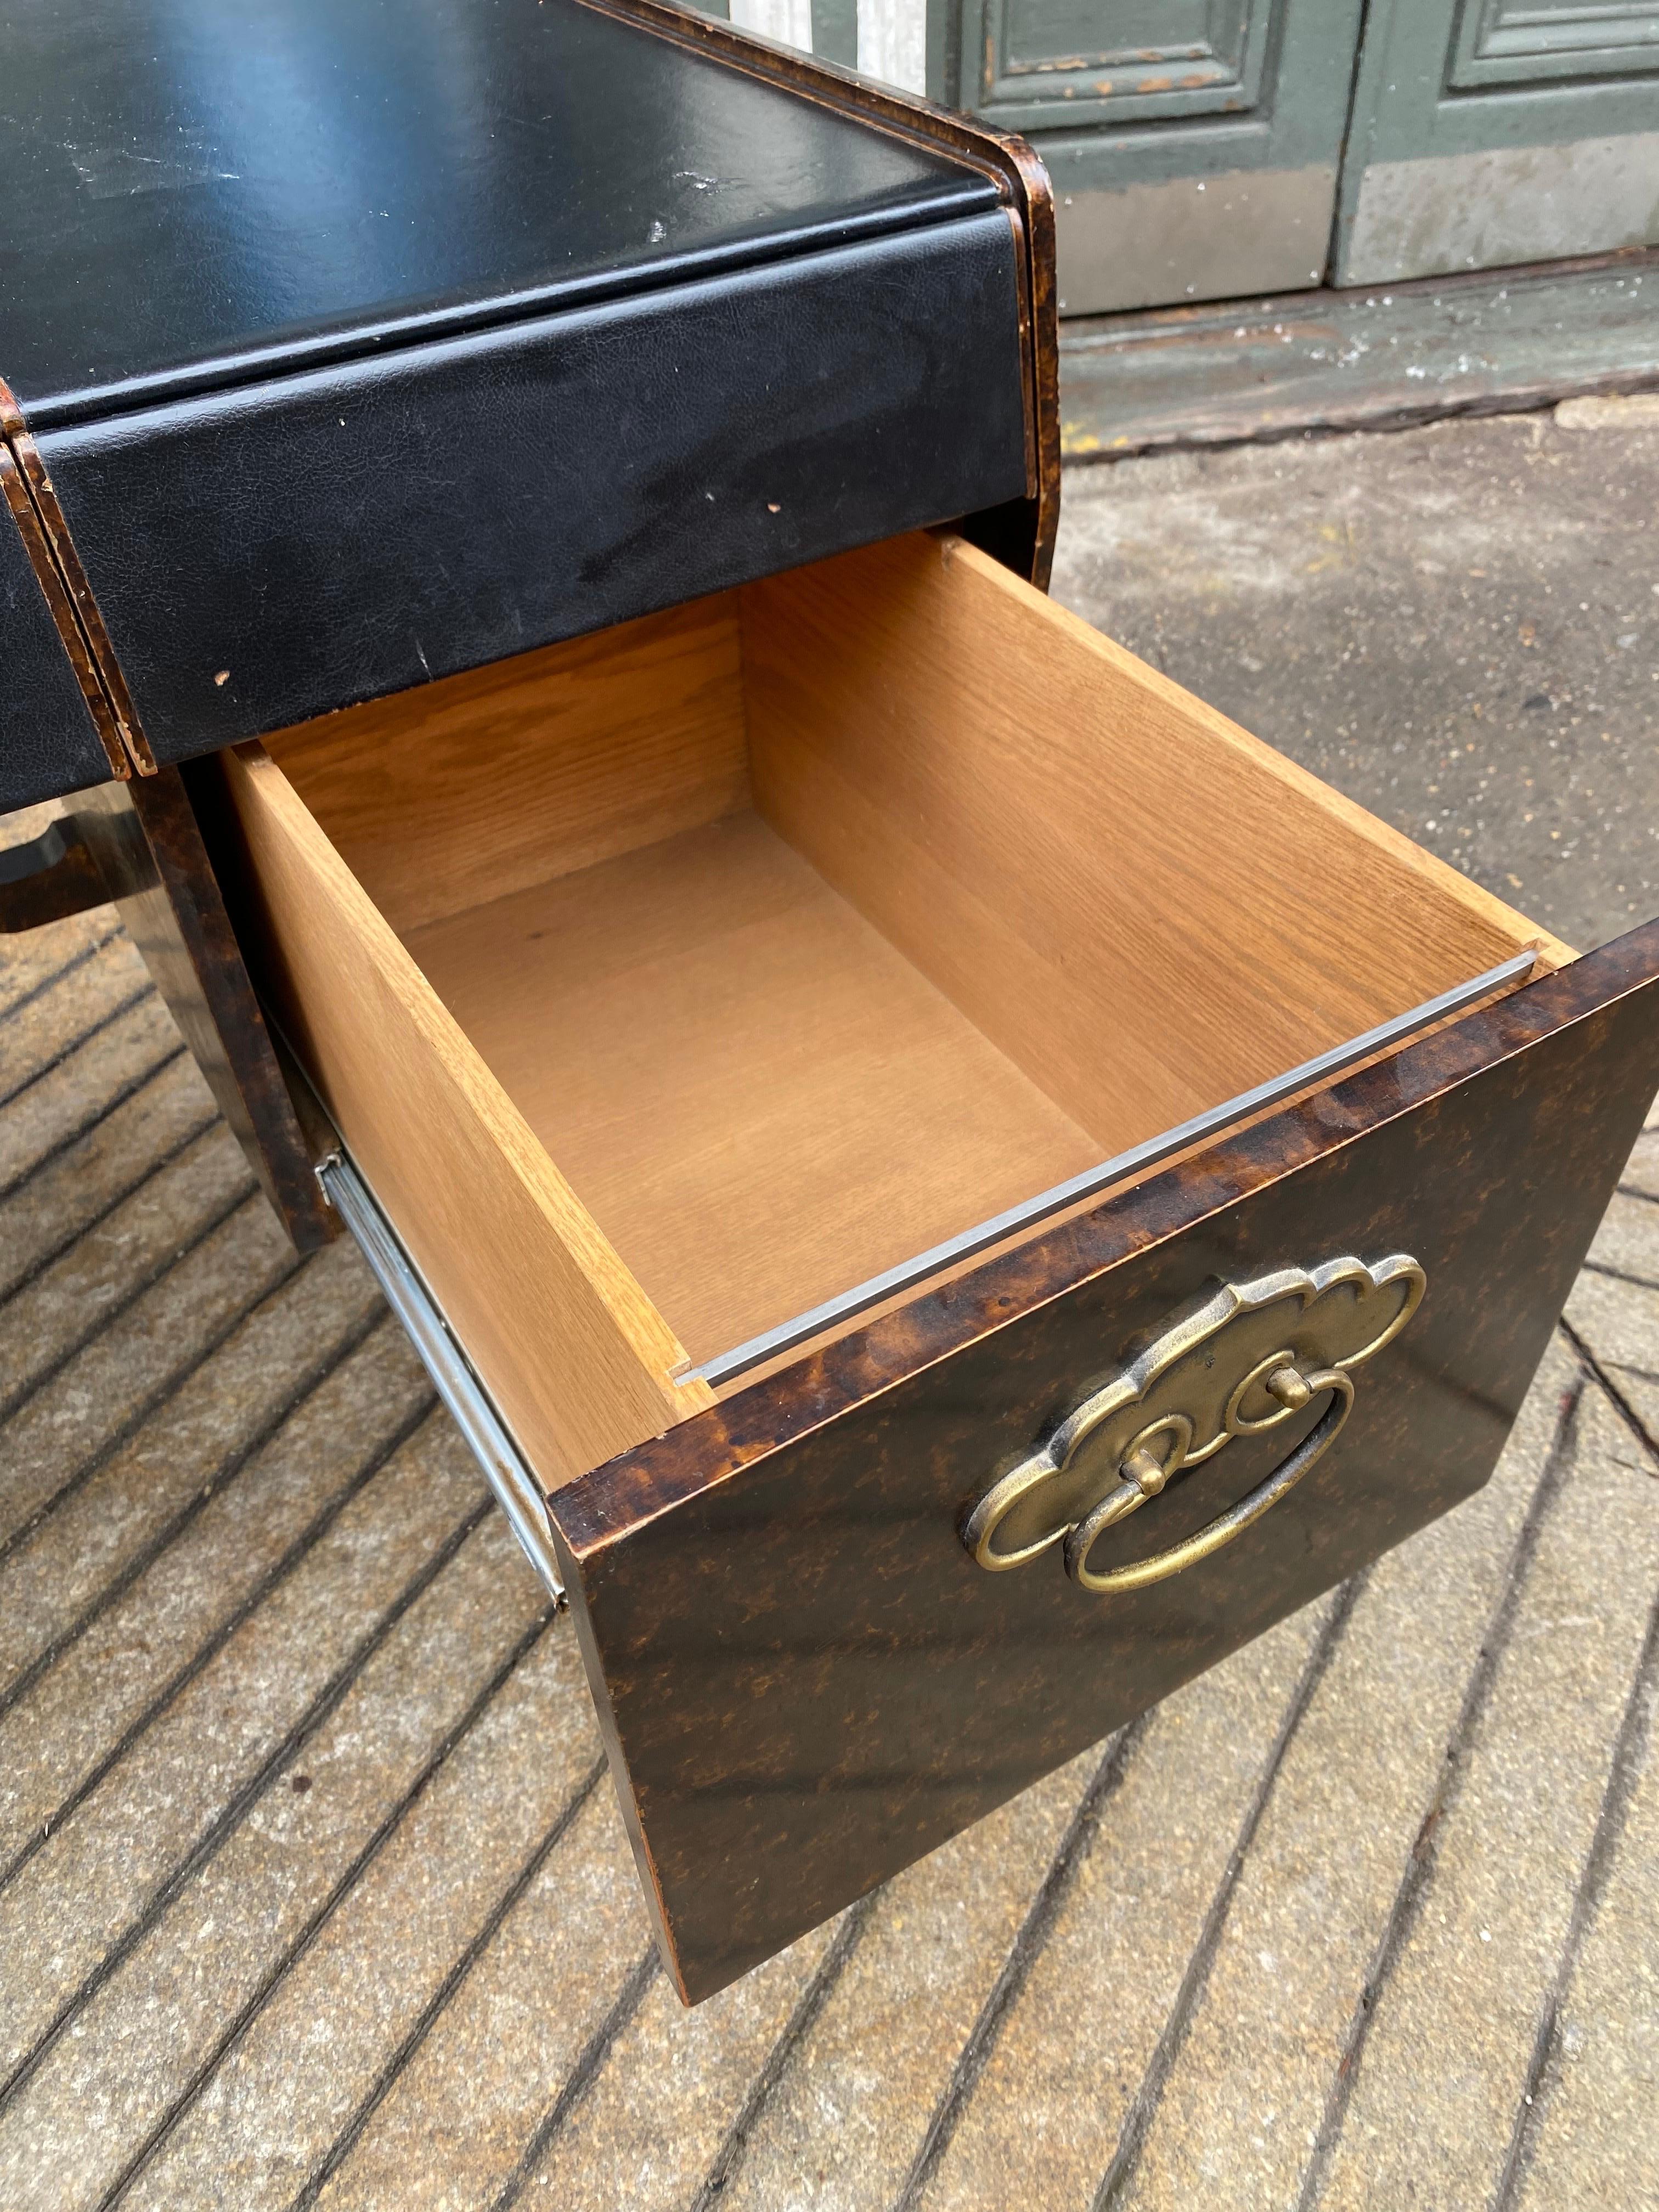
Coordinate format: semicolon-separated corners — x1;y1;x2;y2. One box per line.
226;529;1568;1485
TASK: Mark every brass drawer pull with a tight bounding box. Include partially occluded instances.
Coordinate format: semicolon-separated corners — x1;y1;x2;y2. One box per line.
962;1255;1425;1592
1064;1362;1353;1592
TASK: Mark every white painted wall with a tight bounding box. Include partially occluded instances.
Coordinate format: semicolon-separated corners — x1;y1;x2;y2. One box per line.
728;0;928;97
729;0;814;54
856;0;927;93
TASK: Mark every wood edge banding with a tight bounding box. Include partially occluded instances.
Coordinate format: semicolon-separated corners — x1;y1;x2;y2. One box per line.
0;432;130;779
0;373;154;778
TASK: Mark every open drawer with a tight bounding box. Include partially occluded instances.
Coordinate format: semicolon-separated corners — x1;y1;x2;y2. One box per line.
204;529;1659;2002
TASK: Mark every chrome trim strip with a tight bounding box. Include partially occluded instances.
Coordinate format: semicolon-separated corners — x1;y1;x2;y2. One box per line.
318;1151;567;1607
687;949;1539;1391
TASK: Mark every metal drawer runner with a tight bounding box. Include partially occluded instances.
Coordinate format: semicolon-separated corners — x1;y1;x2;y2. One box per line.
318;1149;567;1607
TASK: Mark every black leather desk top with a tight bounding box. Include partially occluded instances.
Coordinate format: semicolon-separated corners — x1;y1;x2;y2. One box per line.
0;1;1036;809
0;0;999;428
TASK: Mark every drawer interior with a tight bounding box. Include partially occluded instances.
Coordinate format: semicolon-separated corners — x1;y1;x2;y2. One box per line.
398;811;1101;1370
232;529;1565;1481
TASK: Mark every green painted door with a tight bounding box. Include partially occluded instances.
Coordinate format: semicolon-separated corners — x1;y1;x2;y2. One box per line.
1335;2;1659;283
927;0;1368;313
706;0;1658;309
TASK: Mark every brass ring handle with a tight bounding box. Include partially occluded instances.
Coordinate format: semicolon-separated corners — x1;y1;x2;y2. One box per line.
961;1256;1424;1592
1062;1365;1355;1595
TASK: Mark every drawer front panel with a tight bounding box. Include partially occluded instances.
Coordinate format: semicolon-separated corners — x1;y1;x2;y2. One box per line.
553;928;1659;2001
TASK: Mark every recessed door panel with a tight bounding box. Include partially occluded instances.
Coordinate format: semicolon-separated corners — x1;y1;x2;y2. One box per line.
933;0;1367;313
1336;0;1659;283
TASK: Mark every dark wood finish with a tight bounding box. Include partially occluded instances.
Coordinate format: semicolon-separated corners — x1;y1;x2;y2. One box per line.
0;819;109;932
74;764;335;1252
548;925;1659;2001
581;0;1060;587
0;751;332;1249
0;444;121;808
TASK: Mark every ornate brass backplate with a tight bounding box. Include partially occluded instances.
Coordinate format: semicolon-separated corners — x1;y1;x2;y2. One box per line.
962;1255;1426;1595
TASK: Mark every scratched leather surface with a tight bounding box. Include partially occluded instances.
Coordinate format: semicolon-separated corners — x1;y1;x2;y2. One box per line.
0;0;1027;803
0;0;997;420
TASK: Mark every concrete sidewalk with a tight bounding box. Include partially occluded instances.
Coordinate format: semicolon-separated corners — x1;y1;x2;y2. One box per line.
1052;399;1659;957
1;405;1656;2209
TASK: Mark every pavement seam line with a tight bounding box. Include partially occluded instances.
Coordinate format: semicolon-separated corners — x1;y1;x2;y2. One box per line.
286;1756;609;2212
0;1174;260;1435
1292;1373;1589;2212
689;1890;885;2212
0;1106;221;1310
1489;1571;1659;2212
0;978;157;1110
97;1603;561;2212
0;1040;187;1205
0;1379;439;1899
891;1715;1150;2212
0;1301;393;1729
0;1489;496;2114
0;924;124;1032
1587;1356;1659;1387
1059;373;1659;466
1578;1257;1659;1297
0;979;158;1115
487;1948;663;2212
1092;1572;1370;2212
0;1224;307;1570
1559;1315;1659;1475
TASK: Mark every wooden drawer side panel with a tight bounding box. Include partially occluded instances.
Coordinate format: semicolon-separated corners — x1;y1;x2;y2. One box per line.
263;591;749;938
743;531;1568;1159
215;743;711;1487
